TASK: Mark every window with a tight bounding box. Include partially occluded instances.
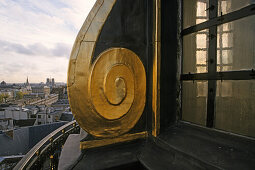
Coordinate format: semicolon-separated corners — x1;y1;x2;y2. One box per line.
182;81;208;126
183;0;209;29
38;115;41;118
215;80;255;137
218;0;253;15
182;0;255;138
183;29;209;74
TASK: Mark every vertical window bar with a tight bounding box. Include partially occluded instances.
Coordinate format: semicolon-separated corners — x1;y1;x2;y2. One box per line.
206;0;217;127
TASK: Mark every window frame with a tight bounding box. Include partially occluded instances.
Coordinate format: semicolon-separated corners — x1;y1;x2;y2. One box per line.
181;0;255;128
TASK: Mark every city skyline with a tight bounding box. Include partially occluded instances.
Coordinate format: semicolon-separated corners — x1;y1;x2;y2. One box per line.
1;76;65;84
0;0;96;83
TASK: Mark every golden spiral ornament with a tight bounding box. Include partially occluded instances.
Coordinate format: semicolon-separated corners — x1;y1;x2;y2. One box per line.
89;48;146;136
90;62;135;120
68;48;146;138
67;0;146;138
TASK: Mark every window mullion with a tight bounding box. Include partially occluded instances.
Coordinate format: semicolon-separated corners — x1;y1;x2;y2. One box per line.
206;0;217;128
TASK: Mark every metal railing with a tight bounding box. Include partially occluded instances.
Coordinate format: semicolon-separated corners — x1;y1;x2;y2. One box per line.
0;155;24;170
14;120;80;170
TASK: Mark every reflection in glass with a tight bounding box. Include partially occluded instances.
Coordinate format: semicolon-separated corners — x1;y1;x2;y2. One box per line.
196;19;207;25
196;51;207;64
218;0;254;16
183;30;209;74
217;29;233;72
215;80;255;138
182;81;208;126
223;23;230;31
222;33;233;48
196;2;207;17
216;81;232;97
183;0;209;29
196;34;207;48
197;82;208;97
183;0;211;74
217;15;255;72
222;50;233;64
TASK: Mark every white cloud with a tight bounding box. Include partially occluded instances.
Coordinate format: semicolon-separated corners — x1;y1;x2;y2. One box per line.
0;40;72;58
0;0;96;83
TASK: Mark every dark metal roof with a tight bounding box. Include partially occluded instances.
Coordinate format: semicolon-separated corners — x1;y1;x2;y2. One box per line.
60;113;73;122
13;119;36;127
0;122;66;156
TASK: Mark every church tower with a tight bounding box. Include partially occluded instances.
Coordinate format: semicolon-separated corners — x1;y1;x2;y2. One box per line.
25;76;29;86
25;76;32;92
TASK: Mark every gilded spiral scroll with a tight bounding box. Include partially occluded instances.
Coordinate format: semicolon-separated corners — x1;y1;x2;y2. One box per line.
67;0;146;138
90;48;145;121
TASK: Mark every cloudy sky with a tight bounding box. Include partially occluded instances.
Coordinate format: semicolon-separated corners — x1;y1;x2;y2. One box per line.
0;0;96;83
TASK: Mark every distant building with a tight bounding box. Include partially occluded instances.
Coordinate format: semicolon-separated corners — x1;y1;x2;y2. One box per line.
23;93;41;99
46;78;50;85
59;111;73;122
37;109;53;125
2;106;30;120
31;86;50;97
52;78;55;86
51;87;65;99
0;103;65;130
46;78;55;87
24;77;32;94
35;105;62;125
0;81;13;89
44;86;50;96
0;82;31;103
19;87;29;94
51;99;69;110
0;81;6;86
23;94;58;106
0;106;32;130
31;86;44;94
13;119;36;128
23;105;39;116
0;118;13;131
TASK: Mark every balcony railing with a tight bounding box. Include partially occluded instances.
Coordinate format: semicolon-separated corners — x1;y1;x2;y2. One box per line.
0;155;24;170
14;120;80;170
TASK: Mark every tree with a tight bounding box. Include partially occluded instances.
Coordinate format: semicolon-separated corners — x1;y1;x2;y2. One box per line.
0;93;9;103
16;91;24;100
0;94;3;103
3;94;9;102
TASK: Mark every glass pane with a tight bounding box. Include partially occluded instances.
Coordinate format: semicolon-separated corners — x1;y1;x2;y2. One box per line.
222;50;233;64
223;23;231;31
215;80;255;138
196;34;207;48
218;0;254;16
216;81;232;97
182;81;208;126
223;33;233;48
218;32;233;48
183;30;209;74
196;19;207;25
217;15;255;72
196;2;207;17
183;0;209;29
196;51;207;64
